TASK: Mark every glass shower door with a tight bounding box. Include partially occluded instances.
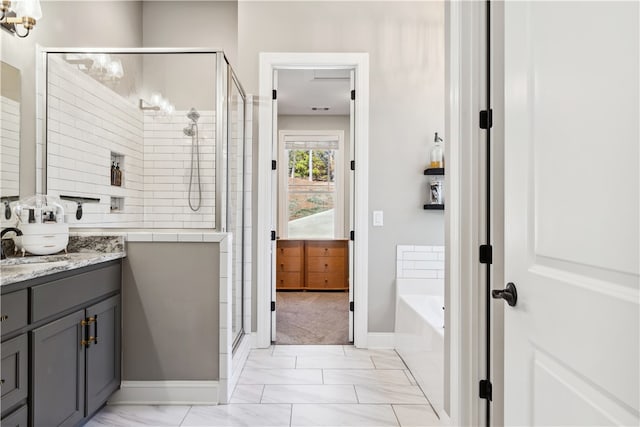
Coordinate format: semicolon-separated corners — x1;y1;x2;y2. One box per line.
228;69;246;349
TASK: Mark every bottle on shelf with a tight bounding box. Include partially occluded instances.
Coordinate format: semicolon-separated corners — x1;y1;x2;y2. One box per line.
110;161;116;186
114;162;122;186
429;132;444;169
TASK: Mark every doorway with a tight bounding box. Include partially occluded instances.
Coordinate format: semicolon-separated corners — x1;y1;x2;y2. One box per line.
273;69;352;345
257;52;370;349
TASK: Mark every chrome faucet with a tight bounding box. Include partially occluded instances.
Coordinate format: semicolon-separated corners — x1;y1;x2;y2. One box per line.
1;227;22;260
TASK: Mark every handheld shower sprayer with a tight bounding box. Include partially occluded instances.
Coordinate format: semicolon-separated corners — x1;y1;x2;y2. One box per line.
184;107;202;211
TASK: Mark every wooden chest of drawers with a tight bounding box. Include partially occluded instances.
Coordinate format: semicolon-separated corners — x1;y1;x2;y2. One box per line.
276;240;348;290
276;240;304;289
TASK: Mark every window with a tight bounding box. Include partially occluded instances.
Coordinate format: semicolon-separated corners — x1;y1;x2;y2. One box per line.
278;131;344;239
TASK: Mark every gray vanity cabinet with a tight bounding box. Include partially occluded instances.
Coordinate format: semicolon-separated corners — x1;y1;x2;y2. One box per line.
1;259;122;427
32;310;86;427
0;404;28;427
30;262;122;427
86;295;121;416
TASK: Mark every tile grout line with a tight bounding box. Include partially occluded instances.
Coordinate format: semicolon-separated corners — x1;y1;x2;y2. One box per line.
390;404;403;427
288;403;293;427
178;405;192;427
259;384;266;404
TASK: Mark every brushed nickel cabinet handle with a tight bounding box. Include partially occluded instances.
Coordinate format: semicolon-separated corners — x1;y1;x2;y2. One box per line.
0;315;8;322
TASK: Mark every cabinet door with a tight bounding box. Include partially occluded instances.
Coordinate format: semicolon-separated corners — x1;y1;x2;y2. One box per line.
32;310;85;427
1;404;28;427
1;334;28;417
85;295;121;417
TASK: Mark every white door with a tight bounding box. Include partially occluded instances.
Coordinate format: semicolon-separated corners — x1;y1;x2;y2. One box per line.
503;2;639;426
271;69;279;341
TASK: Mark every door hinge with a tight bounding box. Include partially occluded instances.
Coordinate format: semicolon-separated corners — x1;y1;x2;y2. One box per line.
479;244;493;265
271;230;276;241
350;230;355;241
351;89;355;100
479;109;493;129
350;160;355;171
272;89;277;100
271;160;277;170
479;379;492;401
349;301;354;312
271;301;276;311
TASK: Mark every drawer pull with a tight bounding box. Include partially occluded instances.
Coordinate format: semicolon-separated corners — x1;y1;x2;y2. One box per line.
81;317;95;327
0;314;8;322
81;336;96;347
0;379;5;385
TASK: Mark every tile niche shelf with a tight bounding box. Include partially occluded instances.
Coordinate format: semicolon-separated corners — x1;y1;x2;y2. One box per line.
424;167;445;210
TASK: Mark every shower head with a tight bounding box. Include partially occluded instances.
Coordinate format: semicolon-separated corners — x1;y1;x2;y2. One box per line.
183;124;196;137
187;107;200;123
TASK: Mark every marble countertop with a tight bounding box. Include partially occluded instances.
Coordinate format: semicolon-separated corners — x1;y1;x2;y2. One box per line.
1;235;125;287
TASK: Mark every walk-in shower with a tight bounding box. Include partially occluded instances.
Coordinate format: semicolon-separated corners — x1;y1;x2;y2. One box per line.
40;49;248;349
183;107;202;211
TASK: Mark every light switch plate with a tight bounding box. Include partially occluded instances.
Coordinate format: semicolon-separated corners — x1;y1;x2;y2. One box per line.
373;210;384;227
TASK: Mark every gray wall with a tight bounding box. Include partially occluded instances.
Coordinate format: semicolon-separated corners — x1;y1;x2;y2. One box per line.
0;1;144;197
239;1;445;332
142;1;238;66
122;242;220;381
141;1;238;111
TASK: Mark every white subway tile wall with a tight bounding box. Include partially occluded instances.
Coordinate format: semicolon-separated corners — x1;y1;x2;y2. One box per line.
0;96;20;198
47;55;145;227
396;245;445;279
143;110;215;228
45;55;216;228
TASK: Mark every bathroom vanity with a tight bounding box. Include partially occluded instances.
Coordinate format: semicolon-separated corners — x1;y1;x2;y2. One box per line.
1;247;124;427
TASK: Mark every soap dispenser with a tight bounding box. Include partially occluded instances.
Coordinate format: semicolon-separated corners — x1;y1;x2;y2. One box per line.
430;132;444;169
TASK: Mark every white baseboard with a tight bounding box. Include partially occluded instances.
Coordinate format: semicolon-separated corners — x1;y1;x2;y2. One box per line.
366;332;396;349
108;381;218;405
250;332;264;348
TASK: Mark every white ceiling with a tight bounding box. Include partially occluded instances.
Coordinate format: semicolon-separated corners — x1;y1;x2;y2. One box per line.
277;69;351;116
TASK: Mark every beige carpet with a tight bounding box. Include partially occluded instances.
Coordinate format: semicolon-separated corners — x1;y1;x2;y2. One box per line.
276;291;349;345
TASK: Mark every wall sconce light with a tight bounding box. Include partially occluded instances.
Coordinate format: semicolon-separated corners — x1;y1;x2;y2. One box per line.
0;0;42;38
139;93;175;115
65;53;125;83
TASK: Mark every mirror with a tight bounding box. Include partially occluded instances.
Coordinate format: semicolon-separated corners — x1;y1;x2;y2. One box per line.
1;61;21;202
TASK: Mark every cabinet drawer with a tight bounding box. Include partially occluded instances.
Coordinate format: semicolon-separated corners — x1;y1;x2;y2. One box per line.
1;404;28;427
0;290;27;338
306;273;347;289
306;256;346;273
276;272;304;288
1;334;28;416
31;263;121;323
305;241;347;258
276;257;303;273
277;240;304;258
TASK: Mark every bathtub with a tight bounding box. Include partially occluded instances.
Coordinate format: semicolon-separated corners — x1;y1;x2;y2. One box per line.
395;278;445;419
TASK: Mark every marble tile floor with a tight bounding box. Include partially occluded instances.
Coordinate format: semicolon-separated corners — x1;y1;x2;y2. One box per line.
87;345;442;427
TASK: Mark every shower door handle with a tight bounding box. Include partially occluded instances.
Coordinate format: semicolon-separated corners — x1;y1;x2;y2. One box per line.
492;282;518;307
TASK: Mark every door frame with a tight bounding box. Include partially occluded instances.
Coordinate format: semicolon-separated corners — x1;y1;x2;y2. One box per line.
277;129;346;240
256;52;369;348
445;1;504;425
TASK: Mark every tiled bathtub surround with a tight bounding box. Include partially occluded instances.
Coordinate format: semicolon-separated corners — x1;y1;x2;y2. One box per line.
396;245;445;279
45;55;217;228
